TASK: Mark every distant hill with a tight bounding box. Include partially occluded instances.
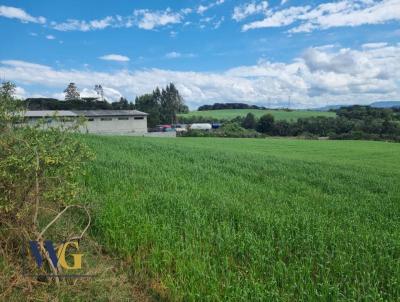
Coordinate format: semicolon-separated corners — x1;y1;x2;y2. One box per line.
198;103;266;111
314;101;400;111
369;101;400;108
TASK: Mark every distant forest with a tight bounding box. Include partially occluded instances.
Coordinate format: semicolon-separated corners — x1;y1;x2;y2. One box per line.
182;105;400;142
24;97;135;110
198;103;267;111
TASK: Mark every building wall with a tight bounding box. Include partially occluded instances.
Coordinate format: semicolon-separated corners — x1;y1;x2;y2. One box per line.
25;115;148;134
83;116;148;134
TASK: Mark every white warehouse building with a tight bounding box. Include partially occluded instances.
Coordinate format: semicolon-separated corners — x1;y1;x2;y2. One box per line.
24;110;148;134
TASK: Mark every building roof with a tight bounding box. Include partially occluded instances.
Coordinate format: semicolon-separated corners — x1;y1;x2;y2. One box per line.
24;110;148;117
24;110;77;117
72;110;148;116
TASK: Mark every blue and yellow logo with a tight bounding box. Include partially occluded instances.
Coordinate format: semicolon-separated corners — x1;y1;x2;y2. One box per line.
29;240;84;270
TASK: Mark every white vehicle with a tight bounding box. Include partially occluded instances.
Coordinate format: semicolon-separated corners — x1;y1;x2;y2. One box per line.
190;123;212;130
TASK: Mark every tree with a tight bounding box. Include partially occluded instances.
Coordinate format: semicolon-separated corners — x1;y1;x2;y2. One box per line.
135;92;161;128
94;84;104;101
242;113;257;129
0;81;16;98
160;83;185;124
112;97;130;110
178;104;189;114
272;120;291;136
64;83;80;100
257;114;274;134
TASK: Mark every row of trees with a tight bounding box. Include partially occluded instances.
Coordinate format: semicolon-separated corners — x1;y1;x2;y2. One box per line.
23;83;188;122
198;102;267;111
183;106;400;141
240;106;400;140
135;83;188;127
25;97;134;110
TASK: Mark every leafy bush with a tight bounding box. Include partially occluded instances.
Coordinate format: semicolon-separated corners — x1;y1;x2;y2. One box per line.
0;84;93;283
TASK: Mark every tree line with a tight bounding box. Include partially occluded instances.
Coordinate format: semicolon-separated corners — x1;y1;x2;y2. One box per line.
19;82;188;127
182;106;400;142
198;102;267;111
24;97;134;110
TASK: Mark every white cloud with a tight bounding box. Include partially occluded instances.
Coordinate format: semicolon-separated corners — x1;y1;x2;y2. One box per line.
197;5;209;14
197;0;225;14
181;8;193;14
242;6;310;30
214;16;225;29
80;87;122;102
241;0;400;33
133;9;182;30
14;86;27;99
165;52;196;59
51;16;115;31
165;52;181;59
51;9;183;32
0;5;46;24
232;1;269;21
103;87;123;101
8;4;221;33
46;35;56;40
2;43;400;108
99;54;130;62
362;42;388;49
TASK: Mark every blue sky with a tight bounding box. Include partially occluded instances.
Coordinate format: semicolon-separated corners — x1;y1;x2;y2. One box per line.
0;0;399;108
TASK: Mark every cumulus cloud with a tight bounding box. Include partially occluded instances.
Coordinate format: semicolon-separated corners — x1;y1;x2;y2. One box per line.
99;54;130;62
80;87;122;101
2;43;400;108
14;86;27;99
232;1;269;21
240;0;400;33
0;5;46;24
46;35;56;40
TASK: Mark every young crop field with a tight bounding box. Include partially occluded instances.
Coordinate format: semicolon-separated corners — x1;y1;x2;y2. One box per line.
178;109;336;121
82;136;400;301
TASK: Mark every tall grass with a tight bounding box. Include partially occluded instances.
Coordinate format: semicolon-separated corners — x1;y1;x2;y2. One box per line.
82;136;400;301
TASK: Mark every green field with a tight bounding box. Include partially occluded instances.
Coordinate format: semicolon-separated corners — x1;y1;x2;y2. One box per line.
83;136;400;301
178;109;336;121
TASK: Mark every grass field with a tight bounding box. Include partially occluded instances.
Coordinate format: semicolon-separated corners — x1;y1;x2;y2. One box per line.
82;136;400;301
178;109;336;121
